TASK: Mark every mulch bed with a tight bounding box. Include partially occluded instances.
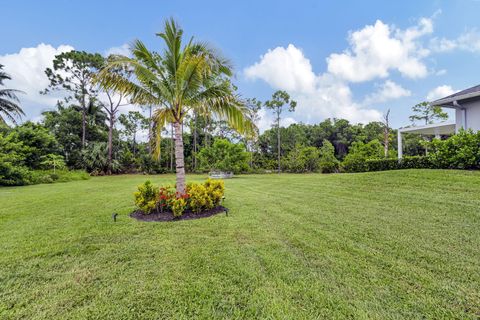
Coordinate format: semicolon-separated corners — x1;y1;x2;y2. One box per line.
130;206;228;222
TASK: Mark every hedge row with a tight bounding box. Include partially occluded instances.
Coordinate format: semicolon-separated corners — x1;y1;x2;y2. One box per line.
343;156;433;173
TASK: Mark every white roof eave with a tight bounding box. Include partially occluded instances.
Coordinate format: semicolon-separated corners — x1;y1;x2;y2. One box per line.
430;91;480;108
398;122;456;134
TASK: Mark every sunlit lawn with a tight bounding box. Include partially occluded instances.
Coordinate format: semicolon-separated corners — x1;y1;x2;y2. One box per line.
1;170;479;319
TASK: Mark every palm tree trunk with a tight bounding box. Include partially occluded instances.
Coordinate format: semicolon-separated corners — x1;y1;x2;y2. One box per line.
194;114;197;171
170;124;174;171
147;105;152;155
107;114;113;174
173;121;186;194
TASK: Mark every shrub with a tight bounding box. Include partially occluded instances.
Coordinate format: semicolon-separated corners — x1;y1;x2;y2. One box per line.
197;139;249;173
400;156;433;169
427;130;480;169
364;158;399;172
133;179;225;216
204;179;225;207
0;162;32;186
342;156;434;173
134;180;159;214
342;139;391;173
171;196;188;217
187;183;212;213
158;185;176;212
341;158;367;173
283;145;322;173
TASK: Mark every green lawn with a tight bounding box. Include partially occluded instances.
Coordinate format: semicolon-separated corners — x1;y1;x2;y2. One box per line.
1;170;479;319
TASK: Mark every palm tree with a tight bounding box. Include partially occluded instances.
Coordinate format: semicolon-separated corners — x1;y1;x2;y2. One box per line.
0;64;24;124
96;18;255;193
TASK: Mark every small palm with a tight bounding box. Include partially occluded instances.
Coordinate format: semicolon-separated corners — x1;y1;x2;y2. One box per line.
96;18;256;193
0;64;24;124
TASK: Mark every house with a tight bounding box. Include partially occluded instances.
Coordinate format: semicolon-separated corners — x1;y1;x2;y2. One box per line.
397;84;480;159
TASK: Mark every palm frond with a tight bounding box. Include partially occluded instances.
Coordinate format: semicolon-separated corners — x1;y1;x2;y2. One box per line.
151;107;175;160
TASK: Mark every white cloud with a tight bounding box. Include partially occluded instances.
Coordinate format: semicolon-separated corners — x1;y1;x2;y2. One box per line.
435;69;447;76
0;43;74;119
327;19;432;82
0;43;139;123
105;43;130;57
430;29;480;53
244;44;316;93
294;74;382;124
426;85;455;101
364;80;411;105
244;43;385;127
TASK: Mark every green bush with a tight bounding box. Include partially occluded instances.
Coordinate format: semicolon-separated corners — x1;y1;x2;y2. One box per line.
427;130;480;169
283;145;322;173
343;156;435;173
342;158;367;173
400;156;433;169
342;139;384;172
364;158;399;172
0;162;32;186
134;180;159;214
204;179;225;207
171;197;188;217
186;183;212;213
197;139;249;174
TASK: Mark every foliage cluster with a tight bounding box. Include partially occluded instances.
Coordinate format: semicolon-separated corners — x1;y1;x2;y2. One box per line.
134;179;225;217
0;122;89;186
196;139;249;174
427;129;480;169
342;131;480;173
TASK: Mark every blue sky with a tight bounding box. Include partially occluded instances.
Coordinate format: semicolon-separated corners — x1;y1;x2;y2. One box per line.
1;0;480;130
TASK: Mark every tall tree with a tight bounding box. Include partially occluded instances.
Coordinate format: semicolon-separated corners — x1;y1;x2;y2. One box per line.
245;98;262;167
409;101;448;125
0;64;24;124
96;18;255;193
42;51;104;147
264;90;296;173
100;64;130;173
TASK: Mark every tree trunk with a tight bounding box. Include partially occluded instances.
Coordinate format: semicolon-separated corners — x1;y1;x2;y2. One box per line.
173;121;186;194
193;113;197;171
81;92;87;148
147;105;152;155
383;127;389;158
107;114;114;174
277;117;281;174
383;109;390;158
170;123;174;171
81;107;86;148
133;131;136;158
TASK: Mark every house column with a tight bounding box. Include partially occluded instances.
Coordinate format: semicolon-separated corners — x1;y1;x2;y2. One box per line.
397;130;403;159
